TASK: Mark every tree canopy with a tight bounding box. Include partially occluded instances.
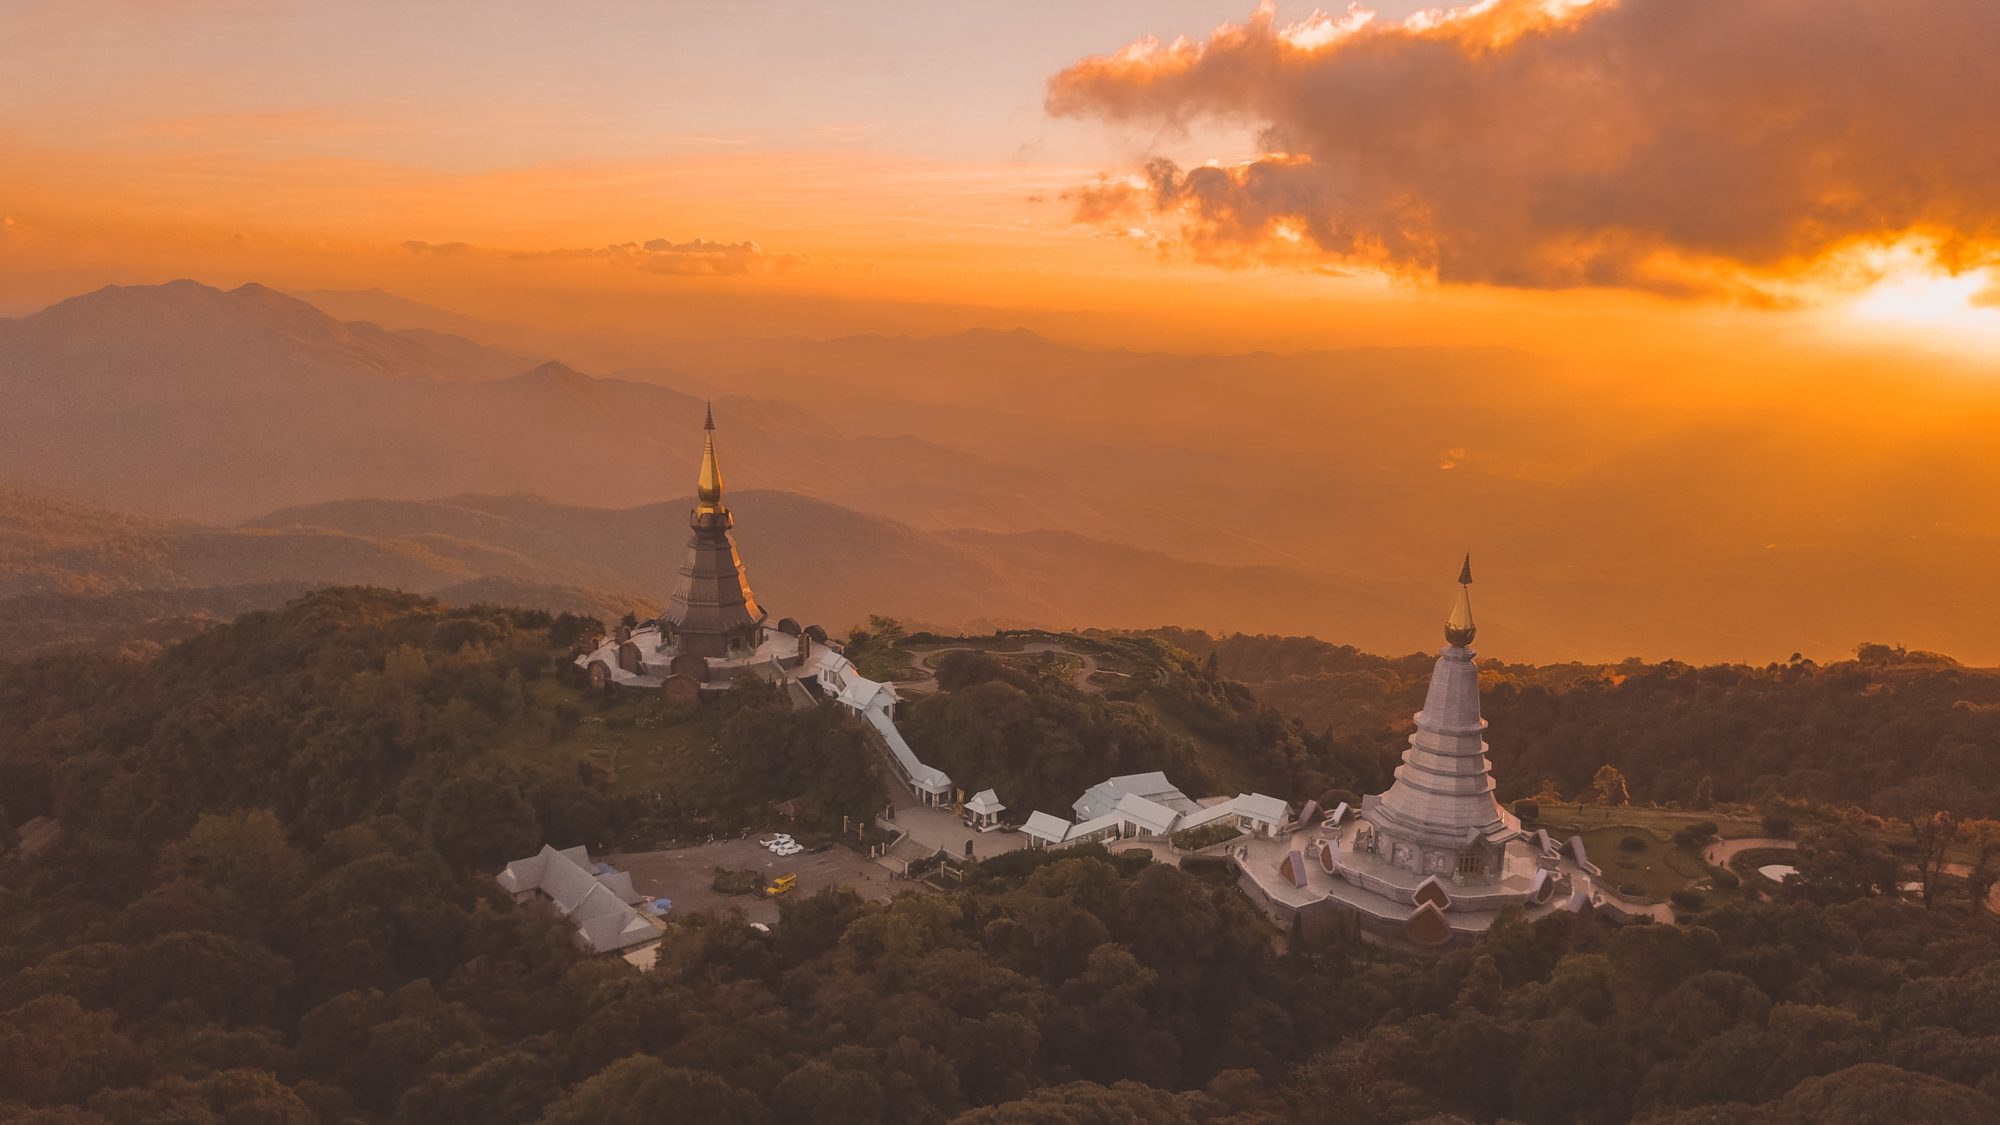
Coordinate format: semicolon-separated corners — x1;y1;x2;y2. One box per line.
1;592;1996;1122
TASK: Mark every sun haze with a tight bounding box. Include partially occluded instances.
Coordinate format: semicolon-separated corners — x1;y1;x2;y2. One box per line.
3;0;2000;664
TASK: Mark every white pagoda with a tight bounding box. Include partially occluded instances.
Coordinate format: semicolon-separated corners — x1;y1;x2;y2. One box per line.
1326;556;1554;942
1236;557;1592;948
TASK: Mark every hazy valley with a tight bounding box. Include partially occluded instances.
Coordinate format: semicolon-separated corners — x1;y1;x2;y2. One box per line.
3;279;1998;665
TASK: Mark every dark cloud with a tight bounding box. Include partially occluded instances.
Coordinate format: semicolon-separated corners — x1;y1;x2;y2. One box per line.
1047;0;2000;298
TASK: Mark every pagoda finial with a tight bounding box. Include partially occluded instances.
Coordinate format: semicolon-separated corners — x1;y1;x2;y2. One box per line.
696;408;724;508
1445;553;1476;647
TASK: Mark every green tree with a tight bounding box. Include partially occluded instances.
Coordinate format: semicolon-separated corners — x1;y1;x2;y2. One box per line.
1791;826;1899;904
1591;765;1632;807
768;1052;886;1125
1768;1063;1994;1124
542;1055;765;1125
1880;778;1970;908
1691;775;1716;811
424;773;540;870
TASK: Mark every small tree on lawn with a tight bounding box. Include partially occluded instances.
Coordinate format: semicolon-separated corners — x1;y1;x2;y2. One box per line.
1591;765;1631;808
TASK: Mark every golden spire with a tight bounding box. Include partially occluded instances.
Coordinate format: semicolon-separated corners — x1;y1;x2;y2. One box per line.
1444;553;1476;647
696;403;724;510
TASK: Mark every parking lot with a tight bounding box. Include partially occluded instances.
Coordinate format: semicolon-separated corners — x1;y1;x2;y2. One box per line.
608;835;906;925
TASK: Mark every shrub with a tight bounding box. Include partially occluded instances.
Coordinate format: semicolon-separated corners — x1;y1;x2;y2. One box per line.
1619;834;1648;852
1762;813;1793;838
971;848;1056;883
1319;788;1361;811
1619;882;1647;897
1710;867;1740;891
1181;855;1234;881
1513;799;1541;824
711;868;764;896
1673;819;1723;848
1670;888;1707;911
1171;819;1246;852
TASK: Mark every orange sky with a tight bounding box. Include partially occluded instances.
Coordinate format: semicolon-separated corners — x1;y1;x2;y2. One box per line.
3;0;1999;363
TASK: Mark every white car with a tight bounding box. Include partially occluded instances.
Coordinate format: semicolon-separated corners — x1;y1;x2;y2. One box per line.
775;843;804;856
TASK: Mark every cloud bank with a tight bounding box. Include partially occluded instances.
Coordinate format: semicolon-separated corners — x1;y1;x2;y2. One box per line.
402;237;805;276
1047;0;2000;298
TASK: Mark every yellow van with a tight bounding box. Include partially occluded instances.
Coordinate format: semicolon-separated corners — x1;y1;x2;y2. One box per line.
765;873;797;896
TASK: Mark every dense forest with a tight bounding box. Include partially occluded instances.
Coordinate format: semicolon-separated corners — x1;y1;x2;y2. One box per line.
0;592;1997;1121
896;645;1373;817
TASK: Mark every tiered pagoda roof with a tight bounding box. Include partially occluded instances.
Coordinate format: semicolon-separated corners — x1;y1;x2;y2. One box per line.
663;405;766;657
1364;555;1519;849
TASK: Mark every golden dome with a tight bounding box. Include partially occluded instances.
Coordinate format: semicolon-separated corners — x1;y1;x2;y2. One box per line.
696;404;724;509
1444;553;1476;647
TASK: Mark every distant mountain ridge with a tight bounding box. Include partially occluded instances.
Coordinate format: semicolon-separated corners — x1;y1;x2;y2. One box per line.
0;280;1053;528
14;279;542;385
0;486;1429;661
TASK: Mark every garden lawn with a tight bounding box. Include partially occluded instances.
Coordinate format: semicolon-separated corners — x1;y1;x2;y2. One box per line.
1561;824;1709;901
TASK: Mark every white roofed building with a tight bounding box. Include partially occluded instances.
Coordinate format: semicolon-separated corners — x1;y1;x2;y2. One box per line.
1072;771;1198;822
1021;811;1072;849
497;844;665;959
1111;791;1181;837
1174;792;1292;840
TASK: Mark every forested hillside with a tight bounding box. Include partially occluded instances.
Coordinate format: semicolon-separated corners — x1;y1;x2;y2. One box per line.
2;595;1999;1122
896;644;1365;817
0;483;1403;662
1155;629;2000;820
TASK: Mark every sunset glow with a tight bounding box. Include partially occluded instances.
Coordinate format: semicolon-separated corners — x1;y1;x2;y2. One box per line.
1847;264;2000;348
15;7;2000;1120
0;0;1990;364
5;0;2000;667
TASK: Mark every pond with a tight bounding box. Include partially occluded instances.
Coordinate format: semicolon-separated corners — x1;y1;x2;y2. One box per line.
1757;863;1799;881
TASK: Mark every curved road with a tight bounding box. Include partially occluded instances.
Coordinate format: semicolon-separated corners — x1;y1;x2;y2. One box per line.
1702;836;1798;872
900;643;1125;695
1703;835;1999;913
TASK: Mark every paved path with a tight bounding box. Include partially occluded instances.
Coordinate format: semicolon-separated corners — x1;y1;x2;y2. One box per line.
900;643;1126;695
876;756;1032;858
1702;836;1798;870
1700;836;1799;900
1701;836;2000;913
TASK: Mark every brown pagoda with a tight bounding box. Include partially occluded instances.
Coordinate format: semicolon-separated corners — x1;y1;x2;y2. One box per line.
661;405;766;659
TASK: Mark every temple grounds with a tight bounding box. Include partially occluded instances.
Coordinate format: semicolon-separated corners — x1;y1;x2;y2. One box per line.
608;836;901;925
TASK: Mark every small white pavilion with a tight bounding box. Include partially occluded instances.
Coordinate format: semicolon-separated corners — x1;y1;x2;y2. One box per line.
964;788;1007;831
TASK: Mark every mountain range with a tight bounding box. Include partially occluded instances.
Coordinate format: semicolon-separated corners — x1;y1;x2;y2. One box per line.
6;278;2000;665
